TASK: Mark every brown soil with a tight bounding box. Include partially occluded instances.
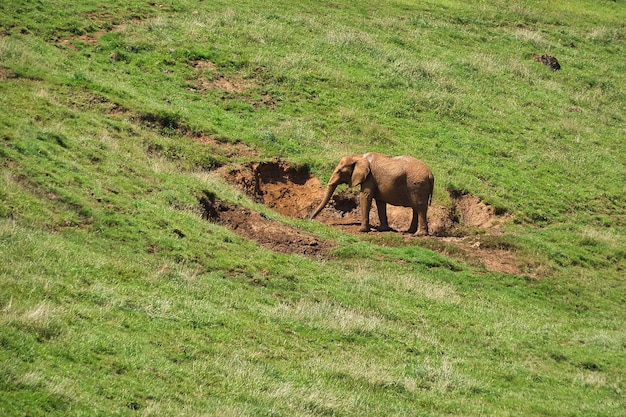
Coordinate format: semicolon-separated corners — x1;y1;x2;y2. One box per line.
217;161;323;219
532;54;561;71
193;61;255;93
0;68;18;81
210;160;531;276
198;191;332;257
56;20;142;48
190;134;259;159
190;61;276;108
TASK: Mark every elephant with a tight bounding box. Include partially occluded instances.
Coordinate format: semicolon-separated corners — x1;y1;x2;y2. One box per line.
310;152;434;236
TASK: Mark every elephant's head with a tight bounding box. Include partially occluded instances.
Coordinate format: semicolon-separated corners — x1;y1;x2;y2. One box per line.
310;155;370;219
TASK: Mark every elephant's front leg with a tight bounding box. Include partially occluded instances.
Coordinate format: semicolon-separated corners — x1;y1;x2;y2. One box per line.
376;200;391;231
359;191;373;232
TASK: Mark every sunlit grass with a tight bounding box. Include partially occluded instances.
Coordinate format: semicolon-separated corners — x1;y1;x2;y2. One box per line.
1;0;624;416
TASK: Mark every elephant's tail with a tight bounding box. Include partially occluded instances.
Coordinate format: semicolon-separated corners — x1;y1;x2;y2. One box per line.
428;173;434;206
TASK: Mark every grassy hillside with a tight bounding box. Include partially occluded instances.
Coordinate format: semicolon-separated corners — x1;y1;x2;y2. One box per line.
1;1;624;416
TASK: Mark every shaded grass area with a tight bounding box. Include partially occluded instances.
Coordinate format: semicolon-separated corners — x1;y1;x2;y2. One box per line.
1;0;625;416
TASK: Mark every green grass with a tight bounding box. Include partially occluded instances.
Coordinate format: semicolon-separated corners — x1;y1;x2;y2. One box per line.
1;0;625;416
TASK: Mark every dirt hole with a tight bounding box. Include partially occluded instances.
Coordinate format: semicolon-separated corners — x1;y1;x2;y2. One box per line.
208;160;530;276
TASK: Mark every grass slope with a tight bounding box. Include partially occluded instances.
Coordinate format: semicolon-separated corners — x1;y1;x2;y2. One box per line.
1;1;625;416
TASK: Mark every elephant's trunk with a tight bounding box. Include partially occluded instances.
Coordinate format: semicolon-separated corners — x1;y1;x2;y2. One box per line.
310;183;338;219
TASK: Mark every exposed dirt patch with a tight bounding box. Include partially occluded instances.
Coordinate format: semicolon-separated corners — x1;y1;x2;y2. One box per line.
533;54;561;71
0;67;18;81
64;90;130;115
59;32;106;47
217;160;323;218
438;236;522;275
190;61;276;108
214;161;529;276
56;19;143;48
198;191;332;257
193;61;255;93
189;134;258;159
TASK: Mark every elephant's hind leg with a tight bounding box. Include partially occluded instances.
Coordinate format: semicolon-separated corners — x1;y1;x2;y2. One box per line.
408;210;419;234
414;205;429;236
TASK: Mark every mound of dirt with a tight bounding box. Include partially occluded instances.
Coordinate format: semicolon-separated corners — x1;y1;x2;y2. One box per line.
198;191;332;257
218;160;325;219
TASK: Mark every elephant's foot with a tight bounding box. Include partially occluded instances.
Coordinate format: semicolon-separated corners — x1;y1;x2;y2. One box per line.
359;225;371;233
377;225;391;232
414;229;428;237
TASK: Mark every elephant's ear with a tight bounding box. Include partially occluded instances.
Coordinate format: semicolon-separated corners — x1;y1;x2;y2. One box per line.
350;158;370;187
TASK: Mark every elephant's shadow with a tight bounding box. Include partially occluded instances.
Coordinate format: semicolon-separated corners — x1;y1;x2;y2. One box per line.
324;218;407;234
322;195;414;233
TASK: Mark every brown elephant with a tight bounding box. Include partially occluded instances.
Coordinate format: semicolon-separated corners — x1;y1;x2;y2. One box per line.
310;152;434;236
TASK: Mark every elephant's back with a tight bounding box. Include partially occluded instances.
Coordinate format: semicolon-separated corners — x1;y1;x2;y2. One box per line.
394;156;432;181
393;155;430;168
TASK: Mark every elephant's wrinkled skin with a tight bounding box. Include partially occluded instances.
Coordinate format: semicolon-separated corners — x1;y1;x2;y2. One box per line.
310;152;434;236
